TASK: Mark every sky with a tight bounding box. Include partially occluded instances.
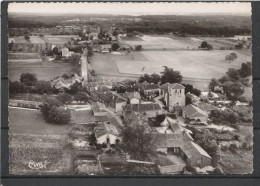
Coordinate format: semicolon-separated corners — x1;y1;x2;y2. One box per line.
8;2;251;16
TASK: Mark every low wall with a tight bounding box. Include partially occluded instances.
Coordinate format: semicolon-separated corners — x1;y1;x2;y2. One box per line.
9;99;42;109
159;164;186;174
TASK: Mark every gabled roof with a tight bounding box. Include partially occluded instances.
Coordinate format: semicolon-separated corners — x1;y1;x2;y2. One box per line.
94;122;119;139
121;92;141;100
183;104;208;118
70;109;108;124
125;103;161;113
160;83;185;92
92;102;107;113
195;102;217;112
152;133;184;148
182;141;211;159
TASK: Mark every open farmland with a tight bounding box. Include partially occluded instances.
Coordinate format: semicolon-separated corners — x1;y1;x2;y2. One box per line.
116;50;251;79
9;107;72;175
120;35;197;50
9;60;76;81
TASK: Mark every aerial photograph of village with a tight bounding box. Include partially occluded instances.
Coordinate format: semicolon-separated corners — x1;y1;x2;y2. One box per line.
8;2;253;175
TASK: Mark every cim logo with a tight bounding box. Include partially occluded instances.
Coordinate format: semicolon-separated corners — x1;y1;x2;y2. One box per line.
28;160;50;170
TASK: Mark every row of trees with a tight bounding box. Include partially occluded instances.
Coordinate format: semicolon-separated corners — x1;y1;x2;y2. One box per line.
139;66;183;85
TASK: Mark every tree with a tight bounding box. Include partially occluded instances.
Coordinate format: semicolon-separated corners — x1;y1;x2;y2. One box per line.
112;30;119;37
126;33;134;38
9;81;26;94
41;97;62;120
52;47;59;55
182;84;193;94
208;78;219;92
111;43;120;51
226;68;240;80
20;73;37;86
135;45;142;51
160;66;182;85
200;41;213;50
24;35;30;40
74;92;88;102
57;93;72;104
155;114;166;123
150;73;161;84
186;96;192;105
238;62;252;78
223;81;244;100
191;88;201;97
122;124;153;160
47;106;71;124
139;73;160;84
35;80;53;94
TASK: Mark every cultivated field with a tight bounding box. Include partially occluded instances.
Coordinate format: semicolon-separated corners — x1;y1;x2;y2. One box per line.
115;50;251;79
120;35;197;50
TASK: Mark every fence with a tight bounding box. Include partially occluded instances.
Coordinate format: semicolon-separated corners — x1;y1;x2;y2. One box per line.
9;99;42;109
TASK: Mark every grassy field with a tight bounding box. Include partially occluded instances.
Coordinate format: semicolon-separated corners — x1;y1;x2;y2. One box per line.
9;107;72;175
9;107;69;135
9;60;76;81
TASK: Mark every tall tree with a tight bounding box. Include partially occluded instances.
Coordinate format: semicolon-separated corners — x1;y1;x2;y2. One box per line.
20;73;37;86
160;66;182;85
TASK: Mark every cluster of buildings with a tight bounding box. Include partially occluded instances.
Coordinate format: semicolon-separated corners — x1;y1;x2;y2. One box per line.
67;76;219;173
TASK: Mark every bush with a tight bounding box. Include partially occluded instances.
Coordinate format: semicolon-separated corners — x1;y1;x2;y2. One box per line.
74;92;88;102
20;73;37;86
57;93;72;104
35;80;53;94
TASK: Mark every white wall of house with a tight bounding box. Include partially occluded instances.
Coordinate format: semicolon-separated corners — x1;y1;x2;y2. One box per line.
168;88;185;111
96;135;108;144
156;148;167;154
130;98;140;104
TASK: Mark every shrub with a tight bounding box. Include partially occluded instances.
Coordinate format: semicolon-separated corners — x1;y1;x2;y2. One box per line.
35;80;53;94
57;93;72;104
20;73;37;86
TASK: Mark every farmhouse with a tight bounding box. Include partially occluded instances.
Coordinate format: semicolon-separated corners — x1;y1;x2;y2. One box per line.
152;133;211;168
193;102;218;114
50;74;82;90
94;122;121;145
138;81;161;99
70;108;108;124
182;104;208;123
119;91;141;104
160;83;186;112
90;90;127;113
124;103;162;117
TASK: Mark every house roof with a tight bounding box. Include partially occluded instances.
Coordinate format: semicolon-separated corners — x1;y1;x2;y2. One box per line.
70;109;108;124
152;133;184;148
195;102;217;112
125;103;161;113
183;104;208;118
160;83;185;92
92;102;107;113
91;90;127;104
182;141;211;159
170;122;183;134
94;122;119;139
120;92;141;100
